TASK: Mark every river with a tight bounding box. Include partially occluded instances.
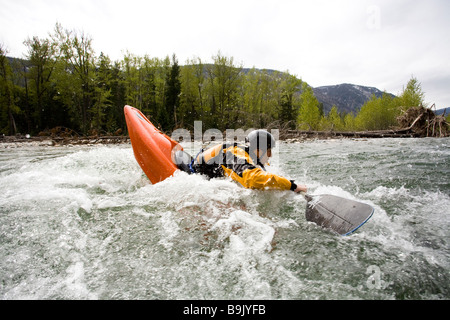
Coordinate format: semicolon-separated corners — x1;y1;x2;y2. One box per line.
0;138;449;300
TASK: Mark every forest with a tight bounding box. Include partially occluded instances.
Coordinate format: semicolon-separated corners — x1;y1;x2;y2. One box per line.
1;23;446;138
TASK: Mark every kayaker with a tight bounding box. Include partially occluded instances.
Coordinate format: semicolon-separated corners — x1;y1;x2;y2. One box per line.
186;130;307;193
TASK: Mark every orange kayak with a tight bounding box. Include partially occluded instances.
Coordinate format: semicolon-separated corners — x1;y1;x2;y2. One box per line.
124;105;182;184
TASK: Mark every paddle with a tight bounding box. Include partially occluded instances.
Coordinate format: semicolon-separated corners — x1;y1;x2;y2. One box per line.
303;194;374;236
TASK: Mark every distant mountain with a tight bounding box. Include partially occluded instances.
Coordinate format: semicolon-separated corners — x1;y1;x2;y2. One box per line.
435;107;449;116
216;68;394;115
313;83;395;115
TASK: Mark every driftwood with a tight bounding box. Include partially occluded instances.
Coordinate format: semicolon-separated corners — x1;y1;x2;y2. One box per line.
50;135;129;145
33;126;128;145
1;133;129;146
280;105;448;140
281;130;419;140
396;105;448;138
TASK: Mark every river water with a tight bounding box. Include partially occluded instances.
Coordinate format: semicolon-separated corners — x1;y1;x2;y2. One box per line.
0;138;449;300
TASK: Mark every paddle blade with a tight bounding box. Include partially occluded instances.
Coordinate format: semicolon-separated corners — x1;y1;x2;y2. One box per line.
305;194;374;236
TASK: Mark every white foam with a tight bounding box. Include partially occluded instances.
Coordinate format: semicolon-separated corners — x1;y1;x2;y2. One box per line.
2;141;449;300
64;261;97;299
213;210;275;254
158;211;181;249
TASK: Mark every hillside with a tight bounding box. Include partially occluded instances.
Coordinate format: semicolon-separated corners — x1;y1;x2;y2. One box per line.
4;55;399;132
241;67;394;115
313;83;395;115
435;107;449;116
7;56;391;116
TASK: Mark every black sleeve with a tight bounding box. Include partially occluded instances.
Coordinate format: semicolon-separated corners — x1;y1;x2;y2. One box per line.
290;180;298;191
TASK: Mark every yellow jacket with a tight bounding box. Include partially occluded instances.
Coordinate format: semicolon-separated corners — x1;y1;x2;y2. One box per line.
193;143;296;191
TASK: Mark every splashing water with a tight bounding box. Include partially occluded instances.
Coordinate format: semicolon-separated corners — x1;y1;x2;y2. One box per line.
0;138;449;299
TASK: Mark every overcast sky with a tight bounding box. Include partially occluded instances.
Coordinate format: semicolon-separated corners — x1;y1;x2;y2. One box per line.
1;0;449;109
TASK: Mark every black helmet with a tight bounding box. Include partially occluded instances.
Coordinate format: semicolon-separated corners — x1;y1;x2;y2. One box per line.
245;130;276;153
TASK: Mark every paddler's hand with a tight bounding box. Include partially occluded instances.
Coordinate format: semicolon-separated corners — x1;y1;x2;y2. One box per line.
293;185;308;193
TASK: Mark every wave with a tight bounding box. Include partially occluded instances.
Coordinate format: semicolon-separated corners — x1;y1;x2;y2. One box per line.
1;141;449;299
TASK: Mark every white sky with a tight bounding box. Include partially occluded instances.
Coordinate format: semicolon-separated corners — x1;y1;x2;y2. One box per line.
1;0;449;109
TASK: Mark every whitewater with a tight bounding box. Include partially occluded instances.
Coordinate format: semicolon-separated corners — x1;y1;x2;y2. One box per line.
0;138;449;299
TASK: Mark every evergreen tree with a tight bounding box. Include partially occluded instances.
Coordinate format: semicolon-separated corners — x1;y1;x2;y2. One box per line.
164;54;181;130
109;61;126;133
279;74;302;127
91;52;113;132
398;76;426;109
23;36;60;131
121;52;142;110
0;45;20;135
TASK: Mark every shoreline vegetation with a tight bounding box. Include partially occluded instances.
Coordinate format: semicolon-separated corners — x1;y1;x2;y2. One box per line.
2;105;447;148
1;23;448;145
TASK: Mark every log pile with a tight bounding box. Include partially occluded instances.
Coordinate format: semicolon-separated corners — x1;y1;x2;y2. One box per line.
281;129;419;141
38;126;129;145
1;126;129;146
396;105;448;138
280;105;449;141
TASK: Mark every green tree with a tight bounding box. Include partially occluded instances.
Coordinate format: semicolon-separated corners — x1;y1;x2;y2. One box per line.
154;56;171;130
91;52;112;132
398;76;426;109
297;83;321;130
140;55;158;117
53;23;95;134
120;53;167;129
206;52;243;130
180;57;205;127
164;54;181;130
279;73;302;127
0;44;20;135
343;113;356;131
325;105;344;131
121;52;141;110
353;77;427;131
23;36;60;131
241;68;277;128
109;61;126;133
242;67;263;127
355;93;398;130
241;68;280;128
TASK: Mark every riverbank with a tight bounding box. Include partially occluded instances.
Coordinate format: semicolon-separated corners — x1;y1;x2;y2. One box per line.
280;129;422;142
0;135;130;148
1;128;446;148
